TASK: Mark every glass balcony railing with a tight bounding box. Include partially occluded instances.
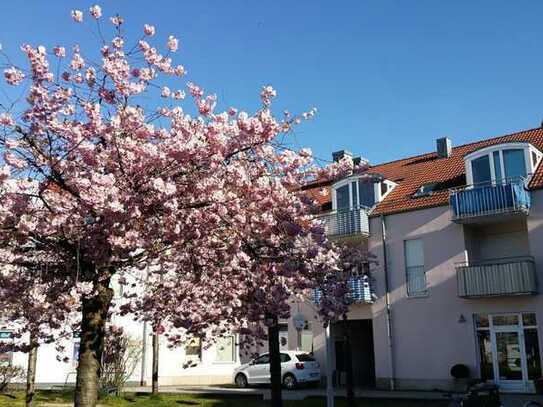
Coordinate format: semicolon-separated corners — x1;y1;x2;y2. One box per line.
313;275;374;305
456;256;537;298
315;206;370;237
449;177;531;223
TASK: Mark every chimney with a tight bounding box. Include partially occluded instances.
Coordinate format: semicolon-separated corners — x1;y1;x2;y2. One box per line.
332;149;353;163
436;137;452;158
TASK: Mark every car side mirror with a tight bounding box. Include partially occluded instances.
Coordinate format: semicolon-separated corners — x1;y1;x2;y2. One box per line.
250;360;256;365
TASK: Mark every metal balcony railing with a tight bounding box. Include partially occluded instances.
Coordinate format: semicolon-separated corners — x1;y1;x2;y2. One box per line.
315;206;370;237
313;275;374;305
449;177;531;223
456;256;537;298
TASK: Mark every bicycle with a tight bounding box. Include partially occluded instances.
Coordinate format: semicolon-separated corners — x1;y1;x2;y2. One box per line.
443;383;542;407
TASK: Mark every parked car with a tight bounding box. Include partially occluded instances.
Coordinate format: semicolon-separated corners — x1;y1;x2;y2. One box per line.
233;351;320;390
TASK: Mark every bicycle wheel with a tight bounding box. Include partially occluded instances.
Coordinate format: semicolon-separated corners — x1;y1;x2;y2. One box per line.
522;401;542;407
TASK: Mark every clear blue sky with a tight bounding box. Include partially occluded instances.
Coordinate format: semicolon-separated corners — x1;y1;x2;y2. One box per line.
2;1;543;166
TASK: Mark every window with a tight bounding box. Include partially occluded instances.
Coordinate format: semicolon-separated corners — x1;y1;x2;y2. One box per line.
185;337;202;359
215;335;236;363
279;323;288;351
413;183;437;198
0;331;13;366
254;354;270;365
503;149;526;178
296;353;316;362
280;353;291;363
465;143;542;185
335;184;350;210
404;239;427;296
72;341;80;368
332;177;395;210
493;151;502;182
380;182;388;196
358;180;375;207
471;155;492;185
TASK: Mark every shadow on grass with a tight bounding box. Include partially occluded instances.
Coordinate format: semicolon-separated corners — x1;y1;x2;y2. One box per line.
0;393;16;399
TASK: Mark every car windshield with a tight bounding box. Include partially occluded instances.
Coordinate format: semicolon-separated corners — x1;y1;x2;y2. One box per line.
296;353;315;362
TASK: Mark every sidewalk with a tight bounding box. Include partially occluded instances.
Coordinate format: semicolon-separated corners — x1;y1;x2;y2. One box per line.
125;385;543;405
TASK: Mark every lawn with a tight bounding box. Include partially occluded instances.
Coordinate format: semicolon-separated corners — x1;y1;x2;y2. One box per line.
0;391;449;407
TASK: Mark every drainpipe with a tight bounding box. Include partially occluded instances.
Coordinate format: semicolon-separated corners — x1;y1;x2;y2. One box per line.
380;214;396;390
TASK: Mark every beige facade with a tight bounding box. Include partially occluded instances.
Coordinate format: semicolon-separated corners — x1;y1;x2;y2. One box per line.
291;189;543;393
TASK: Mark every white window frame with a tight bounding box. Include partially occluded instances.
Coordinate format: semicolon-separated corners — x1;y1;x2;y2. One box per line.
404;238;428;297
331;176;396;210
465;142;542;185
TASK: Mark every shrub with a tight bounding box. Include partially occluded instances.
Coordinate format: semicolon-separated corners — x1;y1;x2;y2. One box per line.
100;326;142;396
450;364;470;379
0;365;25;392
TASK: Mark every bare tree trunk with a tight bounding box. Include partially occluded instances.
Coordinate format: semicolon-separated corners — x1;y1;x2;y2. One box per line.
74;278;113;407
25;337;37;407
151;329;159;395
267;313;282;407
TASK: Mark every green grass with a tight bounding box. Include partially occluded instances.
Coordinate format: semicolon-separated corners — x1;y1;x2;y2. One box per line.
0;391;449;407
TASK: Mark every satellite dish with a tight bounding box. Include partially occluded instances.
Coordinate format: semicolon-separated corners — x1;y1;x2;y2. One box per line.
293;313;306;331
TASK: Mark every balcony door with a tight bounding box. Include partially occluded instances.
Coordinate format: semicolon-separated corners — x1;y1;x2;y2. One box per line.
475;313;542;393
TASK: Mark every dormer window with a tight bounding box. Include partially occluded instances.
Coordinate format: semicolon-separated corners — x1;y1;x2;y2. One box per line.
465;143;542;185
332;176;396;210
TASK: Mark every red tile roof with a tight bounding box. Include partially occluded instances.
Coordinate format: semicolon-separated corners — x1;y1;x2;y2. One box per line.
306;127;543;217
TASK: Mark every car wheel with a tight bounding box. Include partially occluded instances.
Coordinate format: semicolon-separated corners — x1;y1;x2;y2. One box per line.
282;373;297;390
235;373;248;388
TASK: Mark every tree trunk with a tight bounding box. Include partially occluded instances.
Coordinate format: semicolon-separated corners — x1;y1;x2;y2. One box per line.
267;314;282;407
74;278;113;407
151;329;159;395
25;338;37;407
343;317;355;407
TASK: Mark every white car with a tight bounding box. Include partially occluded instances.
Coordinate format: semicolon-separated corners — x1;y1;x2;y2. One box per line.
233;351;321;390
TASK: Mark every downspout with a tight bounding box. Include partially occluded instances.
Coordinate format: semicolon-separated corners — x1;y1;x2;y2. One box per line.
380;214;395;390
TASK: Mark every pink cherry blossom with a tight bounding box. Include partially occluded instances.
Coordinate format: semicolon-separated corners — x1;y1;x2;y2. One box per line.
110;15;123;26
161;86;171;97
112;36;124;49
89;5;102;19
53;46;66;58
0;6;365;407
0;113;14;127
174;65;185;77
3;67;25;85
167;35;179;52
71;9;83;23
144;24;156;36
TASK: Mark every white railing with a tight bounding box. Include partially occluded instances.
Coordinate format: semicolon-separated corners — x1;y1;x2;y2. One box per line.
315;206;370;237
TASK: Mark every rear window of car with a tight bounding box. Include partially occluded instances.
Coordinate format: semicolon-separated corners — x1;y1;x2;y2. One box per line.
296;353;315;362
280;353;291;363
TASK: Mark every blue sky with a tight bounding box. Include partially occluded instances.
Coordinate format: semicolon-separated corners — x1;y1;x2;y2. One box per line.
1;1;543;166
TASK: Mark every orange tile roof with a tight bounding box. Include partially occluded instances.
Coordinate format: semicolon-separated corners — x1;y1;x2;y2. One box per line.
307;127;543;217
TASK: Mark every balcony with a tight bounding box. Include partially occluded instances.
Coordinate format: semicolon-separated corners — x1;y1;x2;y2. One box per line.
456;256;538;298
449;177;531;223
315;206;370;238
313;275;374;305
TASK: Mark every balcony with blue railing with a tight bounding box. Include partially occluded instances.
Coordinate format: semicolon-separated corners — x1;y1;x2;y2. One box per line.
315;206;370;238
449;177;531;223
313;275;374;305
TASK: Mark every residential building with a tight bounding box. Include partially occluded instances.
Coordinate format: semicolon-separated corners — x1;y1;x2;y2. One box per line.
287;127;543;393
2;127;543;392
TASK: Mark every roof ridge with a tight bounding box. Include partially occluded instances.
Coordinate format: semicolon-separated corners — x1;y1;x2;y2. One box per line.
368;126;541;170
